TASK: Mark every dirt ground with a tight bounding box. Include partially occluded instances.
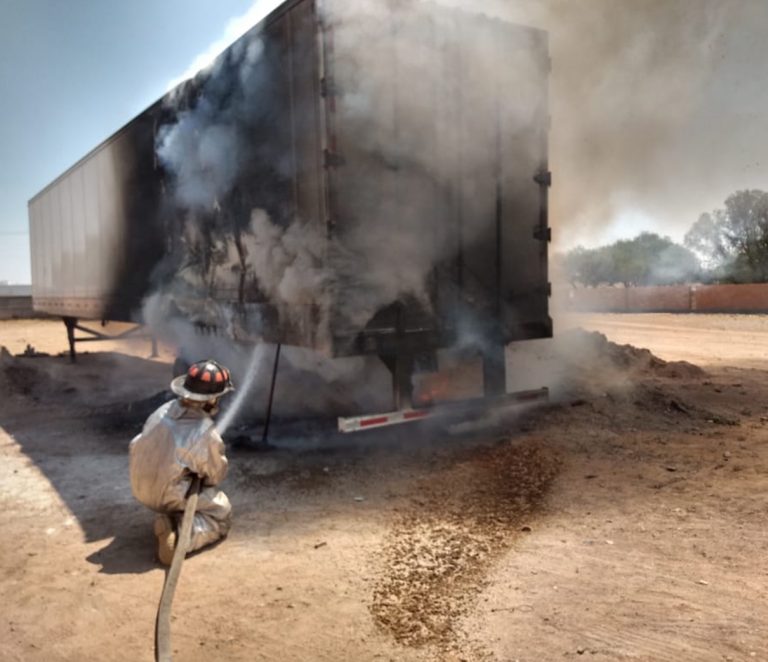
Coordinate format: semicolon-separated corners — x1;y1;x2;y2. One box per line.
1;314;768;661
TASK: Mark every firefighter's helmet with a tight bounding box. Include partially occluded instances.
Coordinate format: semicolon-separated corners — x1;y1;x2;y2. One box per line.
170;359;235;402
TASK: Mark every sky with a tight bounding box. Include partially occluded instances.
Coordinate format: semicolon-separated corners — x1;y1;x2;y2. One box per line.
1;0;767;283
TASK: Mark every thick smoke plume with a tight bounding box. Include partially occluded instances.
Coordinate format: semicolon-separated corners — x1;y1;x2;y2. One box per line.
145;0;762;419
147;0;552;420
149;0;544;349
156;34;267;211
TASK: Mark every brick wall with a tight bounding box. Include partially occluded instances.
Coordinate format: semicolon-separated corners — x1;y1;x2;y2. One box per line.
564;283;768;313
562;287;628;312
626;286;690;312
0;296;46;320
692;284;768;312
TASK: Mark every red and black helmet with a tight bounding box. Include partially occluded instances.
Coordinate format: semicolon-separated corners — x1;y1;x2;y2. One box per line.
170;359;235;402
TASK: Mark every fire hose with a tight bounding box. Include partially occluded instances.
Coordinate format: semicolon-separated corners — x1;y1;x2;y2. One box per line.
154;474;203;662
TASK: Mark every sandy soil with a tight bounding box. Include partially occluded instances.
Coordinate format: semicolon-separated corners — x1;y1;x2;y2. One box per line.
0;318;178;365
1;314;767;661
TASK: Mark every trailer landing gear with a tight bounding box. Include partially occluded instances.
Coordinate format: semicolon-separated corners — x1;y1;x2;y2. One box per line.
62;317;158;362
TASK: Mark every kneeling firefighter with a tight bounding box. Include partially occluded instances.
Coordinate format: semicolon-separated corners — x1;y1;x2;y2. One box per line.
129;359;234;565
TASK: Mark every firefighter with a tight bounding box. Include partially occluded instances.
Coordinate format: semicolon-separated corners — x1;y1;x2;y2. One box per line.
129;359;235;565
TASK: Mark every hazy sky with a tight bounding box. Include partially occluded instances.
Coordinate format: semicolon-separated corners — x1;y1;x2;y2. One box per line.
1;0;767;283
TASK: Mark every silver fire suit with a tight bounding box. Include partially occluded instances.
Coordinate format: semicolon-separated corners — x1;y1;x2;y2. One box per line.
129;399;232;553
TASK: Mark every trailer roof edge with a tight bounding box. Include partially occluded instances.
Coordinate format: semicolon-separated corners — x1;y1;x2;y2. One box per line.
29;0;313;204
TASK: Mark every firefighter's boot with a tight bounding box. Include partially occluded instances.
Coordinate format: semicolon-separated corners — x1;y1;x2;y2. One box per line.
153;514;177;566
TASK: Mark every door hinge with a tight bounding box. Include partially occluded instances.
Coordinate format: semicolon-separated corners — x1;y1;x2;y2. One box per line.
324;149;345;168
534;170;552;187
320;77;336;98
533;225;552;242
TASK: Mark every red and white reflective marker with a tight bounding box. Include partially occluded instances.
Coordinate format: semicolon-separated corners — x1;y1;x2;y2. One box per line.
337;387;549;433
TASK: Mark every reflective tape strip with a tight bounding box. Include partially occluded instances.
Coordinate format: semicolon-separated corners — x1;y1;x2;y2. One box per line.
337;387;549;434
338;408;432;433
360;416;389;428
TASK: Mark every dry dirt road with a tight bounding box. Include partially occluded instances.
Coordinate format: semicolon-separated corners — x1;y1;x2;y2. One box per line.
562;312;768;370
1;315;768;661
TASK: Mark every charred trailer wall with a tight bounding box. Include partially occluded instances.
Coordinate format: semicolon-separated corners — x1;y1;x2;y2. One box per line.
28;0;552;359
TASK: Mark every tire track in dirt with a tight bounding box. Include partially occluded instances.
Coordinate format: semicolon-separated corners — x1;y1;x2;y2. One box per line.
370;439;560;658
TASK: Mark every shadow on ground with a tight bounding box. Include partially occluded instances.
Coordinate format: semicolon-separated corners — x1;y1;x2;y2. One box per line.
0;351;513;576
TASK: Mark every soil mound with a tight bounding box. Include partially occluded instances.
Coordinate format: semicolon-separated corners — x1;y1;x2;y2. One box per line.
567;329;706;379
0;346;60;399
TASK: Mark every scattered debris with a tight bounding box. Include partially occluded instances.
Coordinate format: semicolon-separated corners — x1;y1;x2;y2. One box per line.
370;442;560;654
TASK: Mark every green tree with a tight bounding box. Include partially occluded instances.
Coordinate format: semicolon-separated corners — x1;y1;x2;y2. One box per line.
563;233;700;287
685;190;768;282
684;212;729;270
562;245;613;287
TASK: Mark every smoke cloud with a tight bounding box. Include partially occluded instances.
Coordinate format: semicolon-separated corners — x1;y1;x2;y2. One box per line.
461;0;765;248
147;0;553;421
144;0;768;421
161;0;768;248
151;0;546;344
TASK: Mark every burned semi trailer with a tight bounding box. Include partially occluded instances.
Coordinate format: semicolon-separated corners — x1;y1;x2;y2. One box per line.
28;0;552;410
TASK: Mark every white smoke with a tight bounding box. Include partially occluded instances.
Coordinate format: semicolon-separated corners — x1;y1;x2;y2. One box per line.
163;0;753;249
152;0;543;337
144;291;392;418
156;102;243;210
144;0;557;423
246;210;329;308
